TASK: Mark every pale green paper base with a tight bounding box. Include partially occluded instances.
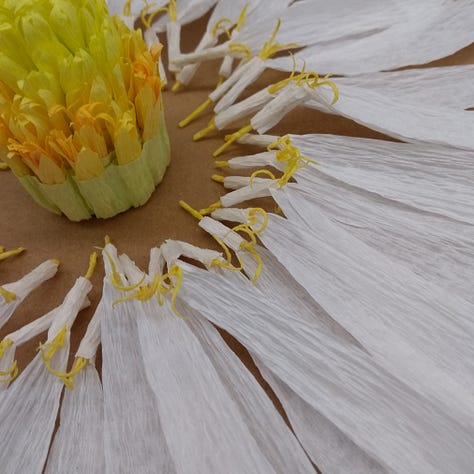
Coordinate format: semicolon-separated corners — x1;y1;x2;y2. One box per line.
18;112;170;221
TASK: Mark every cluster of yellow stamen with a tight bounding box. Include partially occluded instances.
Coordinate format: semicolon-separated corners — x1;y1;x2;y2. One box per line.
179;201;268;284
37;252;97;389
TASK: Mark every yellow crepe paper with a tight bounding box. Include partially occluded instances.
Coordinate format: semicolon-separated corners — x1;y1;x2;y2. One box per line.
0;0;169;220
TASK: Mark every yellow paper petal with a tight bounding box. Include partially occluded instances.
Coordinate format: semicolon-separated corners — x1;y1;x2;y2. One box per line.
114;111;141;165
74;147;104;180
38;154;66;185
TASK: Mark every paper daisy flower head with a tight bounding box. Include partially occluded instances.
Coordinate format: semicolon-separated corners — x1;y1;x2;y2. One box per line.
0;0;169;221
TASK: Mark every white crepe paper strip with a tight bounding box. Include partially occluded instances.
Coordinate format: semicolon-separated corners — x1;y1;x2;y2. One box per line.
207;210;474;466
287;134;474;224
257;366;390;474
176;254;474;474
173;0;408;68
117;248;314;474
172;0;292;67
101;242;175;473
177;0;470;113
182;303;316;474
214;63;474;133
148;0;218;34
158;239;377;473
309;84;474;151
140;0;218;75
218;133;474;225
106;0;151;27
0;296;90;390
167;21;182;73
236;133;277;147
289;176;474;304
221;76;474;150
45;305;104;474
245;202;474;412
213;200;474;418
337;65;474;110
269;0;474;75
0;275;92;474
175;0;262;87
193;215;387;472
0;259;59;329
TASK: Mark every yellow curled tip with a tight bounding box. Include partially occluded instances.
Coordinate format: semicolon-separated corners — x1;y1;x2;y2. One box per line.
85;252;98;280
0;162;8;170
51;259;60;266
248;208;269;234
0;338;14;358
0;287;16;303
211;174;225;183
172;81;183;93
0;360;18;384
179;201;204;221
104;235;111;245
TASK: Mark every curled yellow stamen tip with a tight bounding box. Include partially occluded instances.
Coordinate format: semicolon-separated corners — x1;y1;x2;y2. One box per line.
0;339;17;383
0;339;14;358
172;81;183;93
39;325;68;364
213;124;253;157
199;201;222;216
0;162;8;170
249;168;277;187
104;250;146;292
179;201;203;221
179;99;214;128
159;265;184;317
104;235;111;245
211;17;233;39
51;259;60;266
243;242;263;284
193;119;216;141
225;222;264;284
140;1;173;29
0;287;16;303
228;43;252;62
113;274;161;307
60;357;89;390
214;160;229;168
248;208;269;234
85;252;98;280
0;360;18;384
211;174;225;183
0;246;25;261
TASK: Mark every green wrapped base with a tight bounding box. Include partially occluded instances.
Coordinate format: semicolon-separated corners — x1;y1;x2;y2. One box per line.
18;114;170;221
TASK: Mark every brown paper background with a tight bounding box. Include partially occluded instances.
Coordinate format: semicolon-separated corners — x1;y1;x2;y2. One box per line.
0;13;473;415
